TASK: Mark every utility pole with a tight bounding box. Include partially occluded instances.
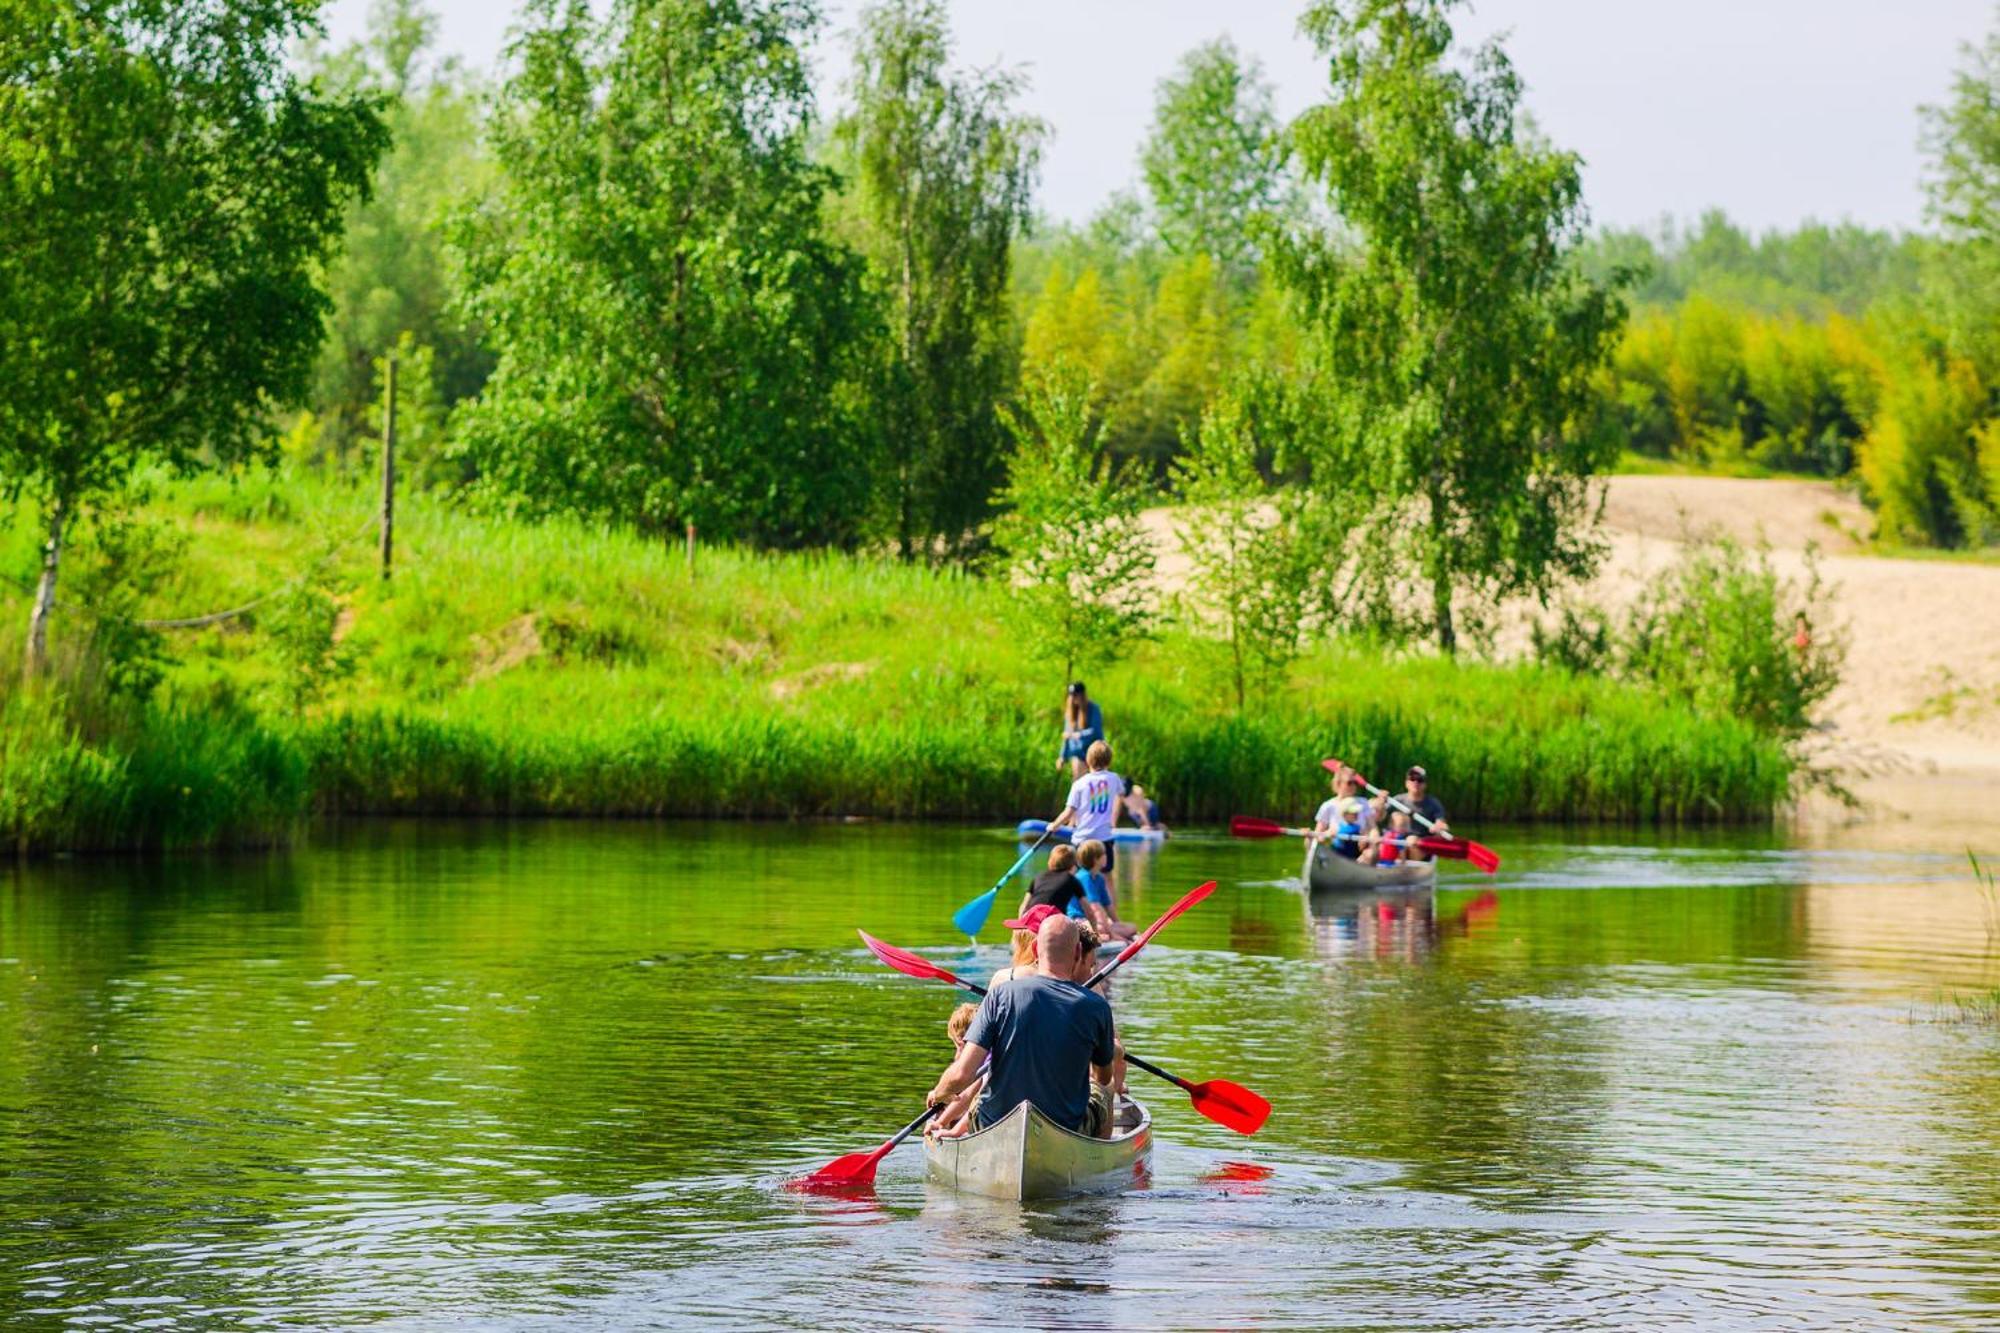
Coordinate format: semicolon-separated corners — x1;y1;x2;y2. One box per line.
380;355;396;581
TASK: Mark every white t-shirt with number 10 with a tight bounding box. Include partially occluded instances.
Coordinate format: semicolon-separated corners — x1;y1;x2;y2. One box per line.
1065;770;1127;843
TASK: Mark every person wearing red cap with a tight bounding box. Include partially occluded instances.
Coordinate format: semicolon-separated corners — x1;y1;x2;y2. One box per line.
928;914;1118;1140
989;902;1061;990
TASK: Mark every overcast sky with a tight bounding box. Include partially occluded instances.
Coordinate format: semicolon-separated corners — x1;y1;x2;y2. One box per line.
321;0;1994;234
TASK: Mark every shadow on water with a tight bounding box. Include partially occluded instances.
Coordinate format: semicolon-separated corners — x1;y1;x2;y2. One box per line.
3;818;2000;1327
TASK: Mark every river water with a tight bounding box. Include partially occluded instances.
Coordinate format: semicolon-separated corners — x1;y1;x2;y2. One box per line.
4;819;1999;1329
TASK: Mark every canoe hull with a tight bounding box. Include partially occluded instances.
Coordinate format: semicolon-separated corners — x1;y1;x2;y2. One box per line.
1303;841;1438;894
924;1098;1150;1200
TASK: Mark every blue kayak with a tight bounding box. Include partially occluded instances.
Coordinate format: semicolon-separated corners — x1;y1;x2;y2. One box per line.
1016;819;1165;845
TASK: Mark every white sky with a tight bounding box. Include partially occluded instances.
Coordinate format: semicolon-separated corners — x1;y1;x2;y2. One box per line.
321;0;1994;234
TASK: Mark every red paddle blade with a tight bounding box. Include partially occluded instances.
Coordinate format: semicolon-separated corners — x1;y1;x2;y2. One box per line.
1230;815;1287;839
1413;837;1469;860
1321;756;1347;777
1188;1079;1272;1135
1465;841;1501;874
792;1142;890;1191
859;930;977;991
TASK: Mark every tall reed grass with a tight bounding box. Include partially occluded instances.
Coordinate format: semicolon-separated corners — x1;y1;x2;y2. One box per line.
0;465;1797;851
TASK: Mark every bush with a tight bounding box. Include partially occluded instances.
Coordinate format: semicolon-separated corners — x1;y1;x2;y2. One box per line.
1535;534;1846;740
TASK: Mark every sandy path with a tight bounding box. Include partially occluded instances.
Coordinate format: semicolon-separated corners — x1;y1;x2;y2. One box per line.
1144;474;2000;813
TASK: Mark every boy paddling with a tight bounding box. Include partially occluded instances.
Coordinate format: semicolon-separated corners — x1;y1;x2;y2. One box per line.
1052;740;1127;882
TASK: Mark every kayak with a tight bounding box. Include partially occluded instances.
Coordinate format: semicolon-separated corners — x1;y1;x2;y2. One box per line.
1303;839;1438;894
1017;819;1165;845
924;1097;1151;1200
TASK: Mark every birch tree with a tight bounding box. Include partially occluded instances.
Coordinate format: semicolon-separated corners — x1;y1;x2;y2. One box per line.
0;0;387;676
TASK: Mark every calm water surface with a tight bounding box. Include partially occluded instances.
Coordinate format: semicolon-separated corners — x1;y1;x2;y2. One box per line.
4;819;1999;1329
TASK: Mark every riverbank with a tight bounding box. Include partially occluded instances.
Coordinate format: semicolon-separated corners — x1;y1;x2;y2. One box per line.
0;468;1794;852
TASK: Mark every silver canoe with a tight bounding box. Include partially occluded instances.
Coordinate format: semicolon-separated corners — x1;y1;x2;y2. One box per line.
1303;840;1438;894
924;1098;1150;1200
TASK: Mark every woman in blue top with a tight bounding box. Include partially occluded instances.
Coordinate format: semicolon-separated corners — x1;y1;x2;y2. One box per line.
1058;681;1104;779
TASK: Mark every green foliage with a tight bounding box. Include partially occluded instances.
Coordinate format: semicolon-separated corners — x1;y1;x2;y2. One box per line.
992;366;1158;680
64;509;185;705
0;467;1799;846
0;0;389;669
1856;348;1999;547
1171;398;1322;708
308;0;492;461
1578;211;1926;316
1140;37;1288;280
1274;0;1629;652
450;0;875;547
1535;536;1847;741
261;570;354;716
0;690;305;854
1922;15;2000;375
831;0;1043;560
367;333;455;491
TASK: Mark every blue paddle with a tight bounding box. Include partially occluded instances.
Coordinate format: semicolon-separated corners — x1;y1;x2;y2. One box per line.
952;818;1063;938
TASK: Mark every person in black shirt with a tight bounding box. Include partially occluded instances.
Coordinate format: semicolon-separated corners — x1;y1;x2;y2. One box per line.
1395;765;1449;861
1019;844;1085;918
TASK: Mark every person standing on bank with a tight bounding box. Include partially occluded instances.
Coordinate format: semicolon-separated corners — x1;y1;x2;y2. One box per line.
1058;682;1105;779
1394;765;1450;861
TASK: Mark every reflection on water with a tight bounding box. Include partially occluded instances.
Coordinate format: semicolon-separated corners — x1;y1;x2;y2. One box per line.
2;819;1999;1328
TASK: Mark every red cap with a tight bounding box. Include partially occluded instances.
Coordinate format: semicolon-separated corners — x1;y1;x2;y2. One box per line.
1002;903;1061;932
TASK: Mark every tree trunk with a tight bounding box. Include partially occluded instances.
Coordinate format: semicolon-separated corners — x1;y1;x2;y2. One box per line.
1429;477;1455;655
1433;568;1456;655
25;497;64;679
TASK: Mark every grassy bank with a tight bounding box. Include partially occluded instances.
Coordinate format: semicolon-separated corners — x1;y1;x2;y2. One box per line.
0;468;1795;851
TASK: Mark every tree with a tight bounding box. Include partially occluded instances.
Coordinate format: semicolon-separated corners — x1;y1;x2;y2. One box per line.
450;0;875;547
1922;12;2000;376
1141;37;1287;281
1274;0;1628;652
1171;398;1322;709
0;0;388;677
832;0;1042;561
992;365;1156;681
308;0;492;463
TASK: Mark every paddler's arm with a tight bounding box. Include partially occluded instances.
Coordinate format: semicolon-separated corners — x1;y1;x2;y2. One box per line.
926;1040;988;1111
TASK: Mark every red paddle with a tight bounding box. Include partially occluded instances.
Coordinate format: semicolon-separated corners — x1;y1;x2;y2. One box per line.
858;928;1271;1136
790;1103;942;1192
1229;815;1470;861
796;880;1227;1187
1321;759;1501;873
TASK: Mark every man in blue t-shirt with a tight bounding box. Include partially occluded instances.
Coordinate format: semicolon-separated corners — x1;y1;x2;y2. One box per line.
925;915;1118;1137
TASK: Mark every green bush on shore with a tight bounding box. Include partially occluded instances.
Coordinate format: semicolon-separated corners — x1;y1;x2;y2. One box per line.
0;467;1795;852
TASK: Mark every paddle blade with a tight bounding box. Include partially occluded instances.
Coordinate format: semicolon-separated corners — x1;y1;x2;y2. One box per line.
1088;879;1216;987
859;930;982;994
1188;1079;1272;1135
1465;841;1501;874
792;1143;889;1192
1230;815;1288;839
951;886;997;937
1413;837;1470;860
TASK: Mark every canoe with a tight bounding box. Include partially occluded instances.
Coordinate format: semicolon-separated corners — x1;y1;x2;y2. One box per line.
924;1097;1151;1200
1303;839;1438;894
1016;819;1164;845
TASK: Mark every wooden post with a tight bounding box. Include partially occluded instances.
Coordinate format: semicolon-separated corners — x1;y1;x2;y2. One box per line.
685;520;696;577
380;355;396;581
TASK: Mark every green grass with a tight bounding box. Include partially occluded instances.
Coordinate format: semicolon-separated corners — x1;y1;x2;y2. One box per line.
1612;450;1831;482
0;465;1798;850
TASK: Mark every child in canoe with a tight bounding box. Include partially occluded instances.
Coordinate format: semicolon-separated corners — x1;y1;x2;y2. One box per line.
1313;768;1380;863
1072;839;1136;942
928;1001;985;1139
1377;810;1415;864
